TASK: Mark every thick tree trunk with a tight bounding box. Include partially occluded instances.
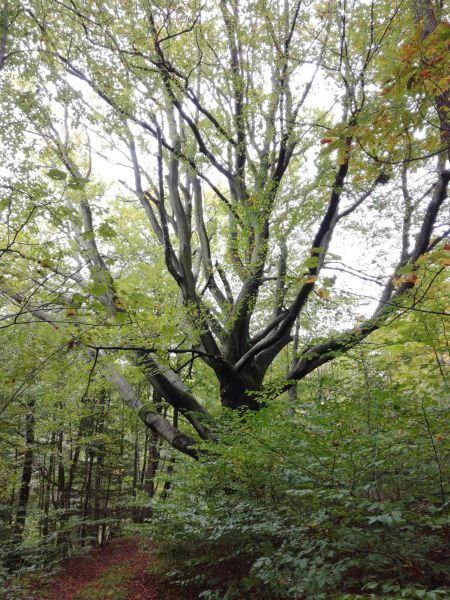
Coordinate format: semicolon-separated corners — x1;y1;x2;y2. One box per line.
219;369;264;410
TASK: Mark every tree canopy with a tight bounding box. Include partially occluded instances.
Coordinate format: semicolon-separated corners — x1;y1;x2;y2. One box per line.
1;0;449;454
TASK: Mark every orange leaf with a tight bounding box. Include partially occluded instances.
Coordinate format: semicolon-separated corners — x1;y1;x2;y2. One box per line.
392;273;418;287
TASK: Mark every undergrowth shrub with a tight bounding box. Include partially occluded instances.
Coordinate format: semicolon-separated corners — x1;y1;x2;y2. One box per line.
150;348;450;599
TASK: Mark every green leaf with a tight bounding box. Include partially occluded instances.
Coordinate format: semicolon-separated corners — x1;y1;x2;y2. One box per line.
98;223;117;239
68;177;89;190
89;282;109;297
396;264;414;275
304;257;319;268
322;277;335;287
436;22;450;42
72;293;85;307
40;258;54;269
46;169;67;181
114;312;128;325
67;182;83;190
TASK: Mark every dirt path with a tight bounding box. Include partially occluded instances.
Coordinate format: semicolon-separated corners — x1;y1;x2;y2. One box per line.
32;537;197;600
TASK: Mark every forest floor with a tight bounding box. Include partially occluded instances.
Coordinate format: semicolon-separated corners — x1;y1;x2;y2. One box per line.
31;536;198;600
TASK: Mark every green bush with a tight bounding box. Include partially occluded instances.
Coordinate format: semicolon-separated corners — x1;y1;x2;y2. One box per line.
150;346;450;599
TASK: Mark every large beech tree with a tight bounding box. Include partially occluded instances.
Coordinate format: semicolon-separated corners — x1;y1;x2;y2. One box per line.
0;0;449;457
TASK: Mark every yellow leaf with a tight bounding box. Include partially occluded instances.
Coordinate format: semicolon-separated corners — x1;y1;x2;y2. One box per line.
316;288;330;300
415;253;428;265
303;276;318;284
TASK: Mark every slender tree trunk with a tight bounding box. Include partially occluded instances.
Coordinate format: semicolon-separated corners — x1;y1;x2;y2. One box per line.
141;430;160;518
56;431;65;509
9;453;17;525
14;399;35;539
99;473;112;548
139;388;163;520
94;393;106;532
161;408;178;501
42;435;55;539
140;429;149;487
132;428;140;522
288;320;300;411
65;445;80;509
56;429;71;553
141;429;161;517
80;451;94;544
